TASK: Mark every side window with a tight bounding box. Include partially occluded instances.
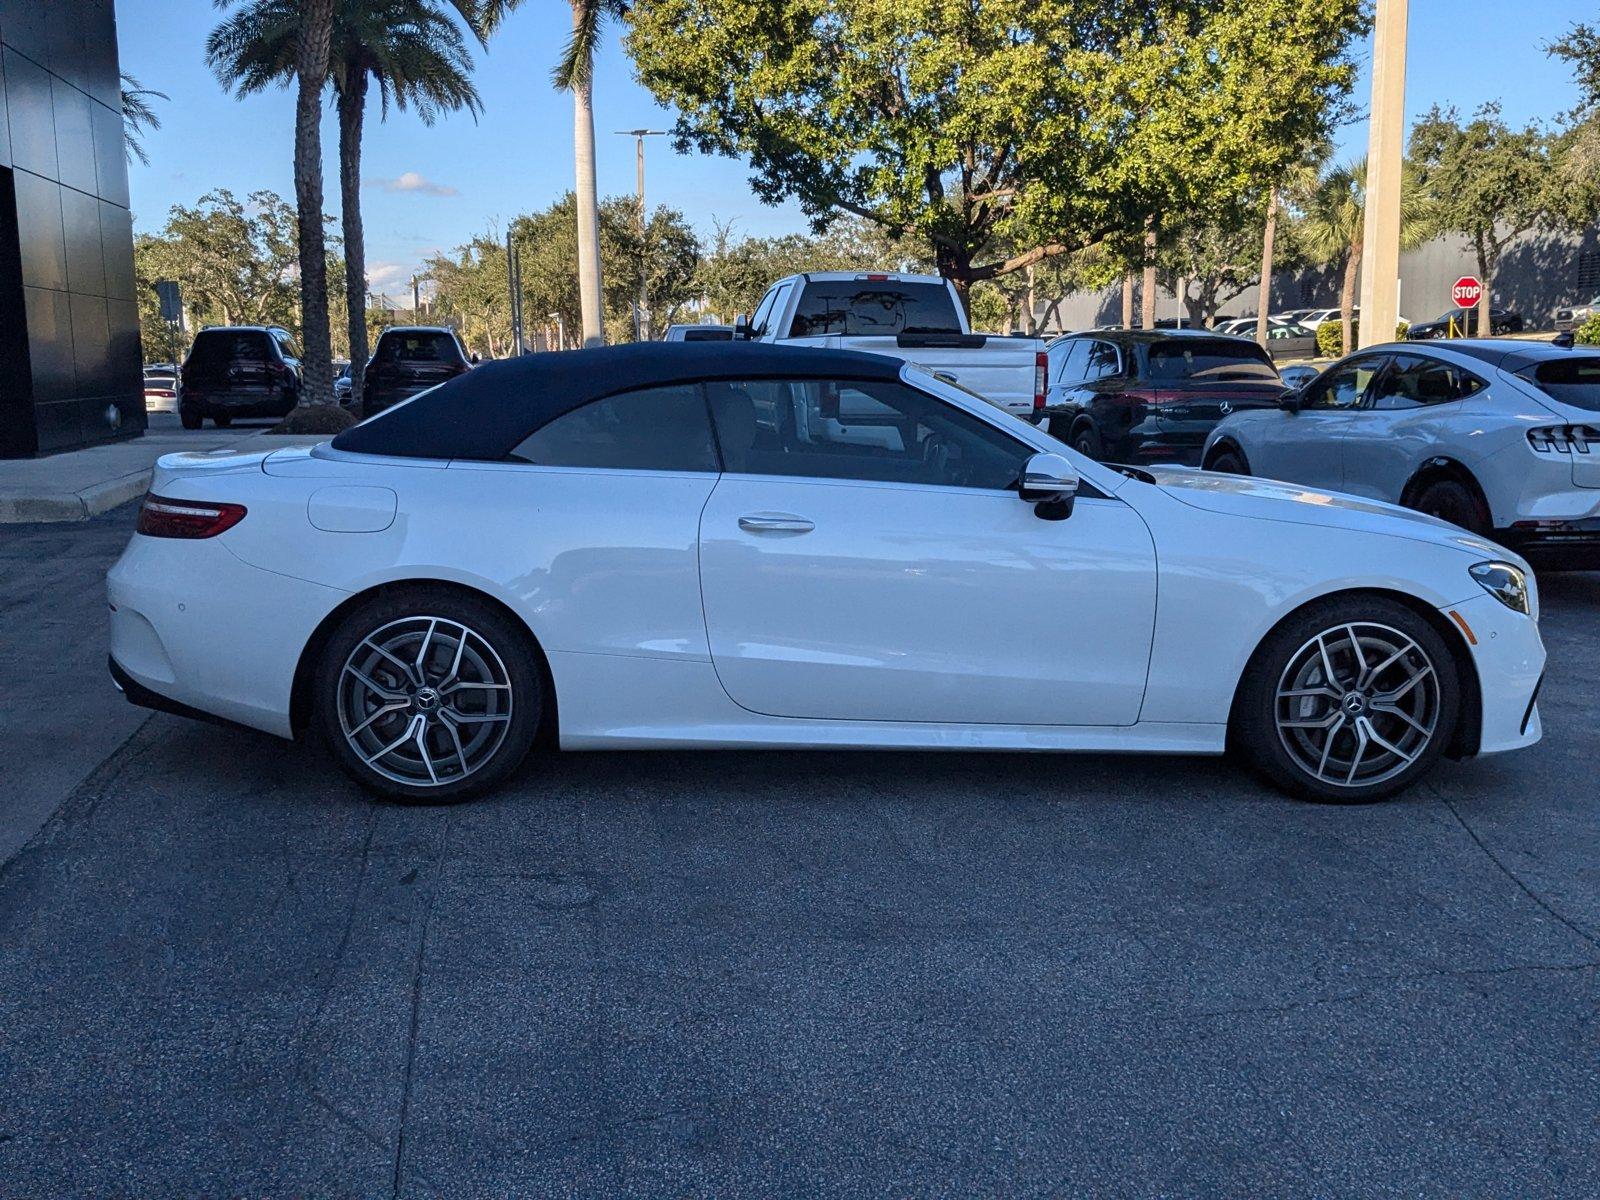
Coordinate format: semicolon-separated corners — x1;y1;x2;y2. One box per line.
508;384;718;472
705;377;1032;491
1370;354;1484;410
1084;341;1121;381
1052;339;1089;384
1305;358;1385;410
748;285;782;338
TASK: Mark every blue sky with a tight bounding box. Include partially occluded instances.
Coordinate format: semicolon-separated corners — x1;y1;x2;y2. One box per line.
118;0;1589;302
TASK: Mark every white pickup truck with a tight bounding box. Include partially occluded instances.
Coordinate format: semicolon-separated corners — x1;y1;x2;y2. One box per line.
734;271;1048;420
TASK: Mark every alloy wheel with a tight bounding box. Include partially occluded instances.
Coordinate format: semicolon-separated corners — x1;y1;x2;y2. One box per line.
1274;622;1441;789
336;616;513;788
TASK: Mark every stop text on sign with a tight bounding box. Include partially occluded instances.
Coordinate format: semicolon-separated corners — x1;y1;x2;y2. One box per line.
1453;276;1483;306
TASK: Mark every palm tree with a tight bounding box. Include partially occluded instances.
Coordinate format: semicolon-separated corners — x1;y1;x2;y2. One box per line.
209;0;481;410
1299;158;1426;354
119;74;169;165
1254;156;1321;346
479;1;626;347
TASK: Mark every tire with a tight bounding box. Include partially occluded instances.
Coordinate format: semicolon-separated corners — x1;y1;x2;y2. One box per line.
312;586;545;804
1071;423;1102;460
1411;477;1490;536
1206;444;1249;475
1231;595;1459;804
180;409;202;430
212;414;233;428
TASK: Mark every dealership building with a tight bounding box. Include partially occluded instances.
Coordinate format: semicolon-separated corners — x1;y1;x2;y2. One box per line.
1;0;143;458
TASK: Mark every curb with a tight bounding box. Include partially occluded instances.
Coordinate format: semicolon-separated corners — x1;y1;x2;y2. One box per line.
0;470;154;524
0;432;330;525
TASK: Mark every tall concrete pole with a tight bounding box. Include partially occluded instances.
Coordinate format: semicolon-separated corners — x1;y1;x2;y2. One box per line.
1356;0;1408;348
616;129;666;340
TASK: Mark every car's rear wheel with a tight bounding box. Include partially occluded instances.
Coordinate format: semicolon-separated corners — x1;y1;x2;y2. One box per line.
1412;477;1490;535
1232;596;1459;803
1205;444;1249;474
179;409;202;430
213;414;233;428
313;587;544;803
1071;423;1102;460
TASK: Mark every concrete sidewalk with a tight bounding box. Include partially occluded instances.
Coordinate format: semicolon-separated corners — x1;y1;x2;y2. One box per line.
0;425;329;523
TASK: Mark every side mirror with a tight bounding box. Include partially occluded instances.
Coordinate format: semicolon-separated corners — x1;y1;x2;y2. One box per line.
1018;451;1079;520
1554;331;1576;350
733;313;753;341
1279;387;1303;413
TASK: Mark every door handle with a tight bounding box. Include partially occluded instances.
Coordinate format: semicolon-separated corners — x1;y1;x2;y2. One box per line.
738;513;815;534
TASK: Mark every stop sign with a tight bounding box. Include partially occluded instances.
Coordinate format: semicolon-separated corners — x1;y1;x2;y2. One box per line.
1452;276;1483;307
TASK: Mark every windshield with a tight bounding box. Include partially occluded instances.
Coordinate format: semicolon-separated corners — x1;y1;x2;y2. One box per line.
789;280;963;337
1147;339;1279;383
1518;357;1600;413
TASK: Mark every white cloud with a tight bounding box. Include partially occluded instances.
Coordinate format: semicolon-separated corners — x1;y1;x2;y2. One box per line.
366;171;457;197
366;261;410;290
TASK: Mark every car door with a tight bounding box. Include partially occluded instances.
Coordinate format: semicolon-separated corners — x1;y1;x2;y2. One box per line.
1246;354;1388;490
1339;353;1486;503
697;374;1158;727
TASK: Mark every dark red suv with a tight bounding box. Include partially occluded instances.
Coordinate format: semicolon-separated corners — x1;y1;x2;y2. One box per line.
178;326;301;429
362;327;476;418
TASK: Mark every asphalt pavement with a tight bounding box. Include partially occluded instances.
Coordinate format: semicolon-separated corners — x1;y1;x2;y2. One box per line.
0;505;1597;1197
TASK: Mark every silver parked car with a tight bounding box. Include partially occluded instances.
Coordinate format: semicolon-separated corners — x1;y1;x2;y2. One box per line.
1201;339;1600;569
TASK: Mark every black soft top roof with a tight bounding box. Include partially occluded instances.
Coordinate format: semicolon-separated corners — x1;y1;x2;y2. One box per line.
331;342;904;461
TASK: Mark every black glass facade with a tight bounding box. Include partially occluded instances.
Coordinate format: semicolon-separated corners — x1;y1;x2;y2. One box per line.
1;0;143;458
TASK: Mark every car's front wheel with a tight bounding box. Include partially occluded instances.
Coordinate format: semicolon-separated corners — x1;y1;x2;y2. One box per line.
1232;596;1459;803
313;587;545;803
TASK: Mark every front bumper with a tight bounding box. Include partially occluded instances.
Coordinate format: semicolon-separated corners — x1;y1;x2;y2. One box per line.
1496;522;1600;571
1442;593;1545;757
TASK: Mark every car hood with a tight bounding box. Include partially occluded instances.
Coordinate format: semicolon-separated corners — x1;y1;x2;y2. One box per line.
1140;466;1508;560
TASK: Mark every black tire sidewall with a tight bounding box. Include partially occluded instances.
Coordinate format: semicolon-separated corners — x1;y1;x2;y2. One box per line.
313;587;545;804
1073;424;1102;460
1233;596;1460;804
1208;448;1247;474
1415;479;1489;535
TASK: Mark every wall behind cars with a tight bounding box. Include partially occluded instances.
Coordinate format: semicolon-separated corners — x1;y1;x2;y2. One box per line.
1;0;144;458
1043;226;1600;334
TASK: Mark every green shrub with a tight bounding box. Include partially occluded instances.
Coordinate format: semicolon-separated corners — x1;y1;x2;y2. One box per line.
1576;313;1600;345
1314;317;1411;358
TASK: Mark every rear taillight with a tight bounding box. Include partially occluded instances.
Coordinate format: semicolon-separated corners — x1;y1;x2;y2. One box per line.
1528;425;1596;453
1033;351;1047;414
136;494;247;539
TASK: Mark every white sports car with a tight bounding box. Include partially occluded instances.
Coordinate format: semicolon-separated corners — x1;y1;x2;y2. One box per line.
108;344;1545;805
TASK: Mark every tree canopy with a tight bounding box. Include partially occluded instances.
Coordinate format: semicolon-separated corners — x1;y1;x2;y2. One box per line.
627;0;1368;292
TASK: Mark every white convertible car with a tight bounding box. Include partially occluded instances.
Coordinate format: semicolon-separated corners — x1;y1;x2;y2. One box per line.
108;344;1545;805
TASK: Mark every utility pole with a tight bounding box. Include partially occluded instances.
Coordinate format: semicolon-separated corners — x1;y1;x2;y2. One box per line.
616;129;667;340
1357;0;1408;348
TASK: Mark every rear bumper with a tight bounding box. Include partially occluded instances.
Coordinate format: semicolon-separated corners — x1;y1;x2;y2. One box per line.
181;392;297;418
1495;523;1600;571
107;534;346;738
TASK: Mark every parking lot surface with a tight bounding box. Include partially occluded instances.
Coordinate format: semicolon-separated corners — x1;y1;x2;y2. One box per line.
1;507;1597;1196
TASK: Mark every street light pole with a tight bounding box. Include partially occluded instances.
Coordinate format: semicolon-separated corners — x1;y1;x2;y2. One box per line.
616;129;666;340
1357;0;1408;348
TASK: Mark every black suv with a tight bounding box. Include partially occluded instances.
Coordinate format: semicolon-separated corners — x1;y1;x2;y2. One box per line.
1042;330;1284;465
362;327;475;418
178;326;301;429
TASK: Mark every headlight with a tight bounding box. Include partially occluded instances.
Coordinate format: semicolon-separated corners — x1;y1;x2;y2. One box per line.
1470;561;1532;615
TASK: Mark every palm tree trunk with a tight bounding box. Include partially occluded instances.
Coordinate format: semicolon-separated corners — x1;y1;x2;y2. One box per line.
338;73;369;411
571;3;605;348
1340;239;1362;355
1256;189;1278;347
293;0;335;404
1140;217;1157;329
